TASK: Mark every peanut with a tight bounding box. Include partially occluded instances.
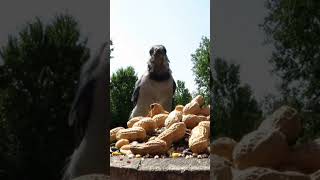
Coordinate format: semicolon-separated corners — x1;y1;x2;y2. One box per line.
120;144;132;155
189;123;210;154
288;138;320;174
110;127;125;143
258;105;301;145
158;122;186;146
115;139;130;149
182;114;207;129
198;120;210;129
164;110;183;128
183;101;201;115
130;139;168;155
127;116;143;128
232;129;289;170
191;95;205;106
175;105;184;111
116;127;146;142
148;103;166;117
199;105;210;116
152;114;168;128
211;137;237;162
132;117;156;134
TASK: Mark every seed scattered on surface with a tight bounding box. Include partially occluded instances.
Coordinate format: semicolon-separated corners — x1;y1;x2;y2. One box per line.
128;154;134;159
112;152;122;156
182;149;192;156
172;152;182;158
135;154;141;158
201;154;208;158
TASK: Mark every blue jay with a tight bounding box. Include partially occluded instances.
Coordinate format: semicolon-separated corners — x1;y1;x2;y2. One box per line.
62;42;109;180
130;45;176;119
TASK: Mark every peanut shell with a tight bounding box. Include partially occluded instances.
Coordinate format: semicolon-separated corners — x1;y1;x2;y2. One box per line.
199;105;210;116
233;129;289;170
132;117;156;134
182;114;207;129
130;139;167;155
120;144;132;155
211;137;237;162
183;101;201;115
175;105;184;111
116;127;146;142
189;123;210;153
164;110;183;128
152;114;168;128
115;139;130;149
258;105;301;145
148;103;166;117
191;95;205;106
127;116;143;128
158;122;186;146
110;127;125;143
288;138;320;174
198;120;210;129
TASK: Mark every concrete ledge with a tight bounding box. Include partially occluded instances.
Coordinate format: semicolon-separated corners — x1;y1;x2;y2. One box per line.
110;156;209;180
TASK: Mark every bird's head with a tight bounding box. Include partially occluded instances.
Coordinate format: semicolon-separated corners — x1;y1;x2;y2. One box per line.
147;45;171;80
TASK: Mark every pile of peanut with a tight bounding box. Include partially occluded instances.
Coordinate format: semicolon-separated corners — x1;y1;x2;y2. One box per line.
211;106;320;180
110;95;210;159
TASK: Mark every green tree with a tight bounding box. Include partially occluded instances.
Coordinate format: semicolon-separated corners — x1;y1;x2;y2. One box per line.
173;80;192;106
0;14;90;180
110;66;138;128
191;36;211;104
262;0;320;109
261;0;320;141
212;57;262;140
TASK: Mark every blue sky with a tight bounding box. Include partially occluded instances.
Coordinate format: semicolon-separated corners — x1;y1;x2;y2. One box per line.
110;0;210;94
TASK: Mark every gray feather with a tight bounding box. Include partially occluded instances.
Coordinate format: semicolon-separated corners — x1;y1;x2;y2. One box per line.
68;42;106;148
131;78;141;106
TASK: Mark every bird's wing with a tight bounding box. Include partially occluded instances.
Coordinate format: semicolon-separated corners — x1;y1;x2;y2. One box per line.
172;78;177;110
173;78;176;95
68;77;95;148
68;42;107;148
131;78;142;106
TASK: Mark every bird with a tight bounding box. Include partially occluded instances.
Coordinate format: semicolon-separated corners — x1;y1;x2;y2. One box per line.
130;45;176;119
62;42;109;180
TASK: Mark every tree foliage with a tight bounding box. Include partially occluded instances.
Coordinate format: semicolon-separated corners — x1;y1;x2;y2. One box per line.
212;58;262;140
110;66;138;128
262;0;320;141
262;0;320;109
191;36;211;104
173;80;192;106
0;14;90;180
